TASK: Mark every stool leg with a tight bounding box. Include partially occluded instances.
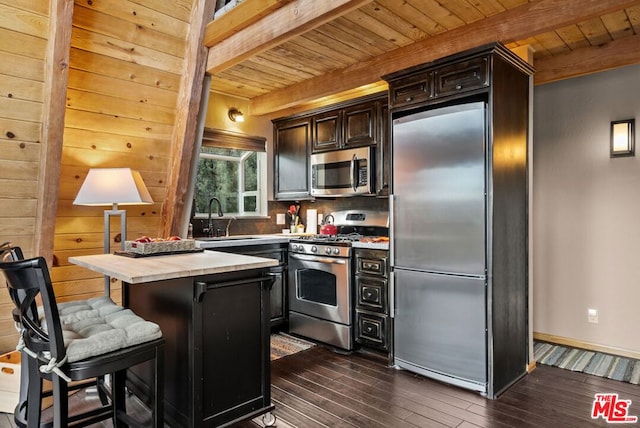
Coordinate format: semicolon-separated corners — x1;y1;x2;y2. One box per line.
153;346;164;428
112;370;128;428
25;358;42;428
51;374;69;428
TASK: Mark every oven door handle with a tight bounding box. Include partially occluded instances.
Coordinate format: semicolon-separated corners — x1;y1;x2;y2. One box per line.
289;253;348;265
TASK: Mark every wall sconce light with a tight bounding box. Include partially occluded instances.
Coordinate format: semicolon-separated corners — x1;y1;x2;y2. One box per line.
610;119;635;158
228;108;245;122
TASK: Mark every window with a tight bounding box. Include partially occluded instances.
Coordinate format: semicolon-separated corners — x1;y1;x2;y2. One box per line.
194;129;267;217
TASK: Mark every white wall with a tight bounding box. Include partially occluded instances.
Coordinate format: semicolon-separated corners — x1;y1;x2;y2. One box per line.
533;64;640;353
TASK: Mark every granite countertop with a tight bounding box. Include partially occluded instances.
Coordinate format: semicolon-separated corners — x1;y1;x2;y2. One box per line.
351;241;389;250
69;251;278;284
195;234;389;251
194;234;292;248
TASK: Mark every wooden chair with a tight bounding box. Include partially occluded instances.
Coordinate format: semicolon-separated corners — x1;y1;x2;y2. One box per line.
0;248;165;428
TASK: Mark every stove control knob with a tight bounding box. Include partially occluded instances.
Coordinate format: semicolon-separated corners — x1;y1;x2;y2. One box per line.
290;244;297;251
333;248;340;255
325;247;332;255
311;246;317;253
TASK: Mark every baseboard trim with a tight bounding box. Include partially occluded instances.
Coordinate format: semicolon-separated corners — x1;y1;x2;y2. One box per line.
534;332;640;360
526;360;537;373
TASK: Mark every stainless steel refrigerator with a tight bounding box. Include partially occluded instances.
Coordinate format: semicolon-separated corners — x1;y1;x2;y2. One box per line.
391;102;488;393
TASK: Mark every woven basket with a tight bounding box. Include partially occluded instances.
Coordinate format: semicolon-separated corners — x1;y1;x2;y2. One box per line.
124;239;196;255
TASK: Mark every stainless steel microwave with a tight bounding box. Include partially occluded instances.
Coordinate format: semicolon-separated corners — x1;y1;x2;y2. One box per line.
310;146;374;197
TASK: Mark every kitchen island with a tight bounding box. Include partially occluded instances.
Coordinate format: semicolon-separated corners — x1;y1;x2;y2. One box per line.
69;251;279;427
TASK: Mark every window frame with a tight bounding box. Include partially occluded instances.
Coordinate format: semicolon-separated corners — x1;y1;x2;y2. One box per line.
194;128;267;218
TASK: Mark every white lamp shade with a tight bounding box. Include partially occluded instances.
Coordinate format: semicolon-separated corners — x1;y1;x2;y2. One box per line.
73;168;154;206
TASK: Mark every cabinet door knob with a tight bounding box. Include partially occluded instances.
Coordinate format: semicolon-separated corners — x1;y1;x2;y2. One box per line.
405;96;413;102
455;84;462;90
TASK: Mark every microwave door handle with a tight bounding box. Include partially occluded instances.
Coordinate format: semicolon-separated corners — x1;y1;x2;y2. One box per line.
350;153;357;191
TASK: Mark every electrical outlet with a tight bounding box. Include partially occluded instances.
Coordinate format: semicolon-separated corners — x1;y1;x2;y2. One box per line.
588;308;598;324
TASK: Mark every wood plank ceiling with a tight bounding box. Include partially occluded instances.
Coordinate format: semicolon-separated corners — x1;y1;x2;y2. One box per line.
204;0;640;117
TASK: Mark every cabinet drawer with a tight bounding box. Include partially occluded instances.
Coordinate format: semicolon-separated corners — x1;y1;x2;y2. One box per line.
355;311;389;350
356;276;387;313
433;56;489;97
356;256;387;277
389;73;431;108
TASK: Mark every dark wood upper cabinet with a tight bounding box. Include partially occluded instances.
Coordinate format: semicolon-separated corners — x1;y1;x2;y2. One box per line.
273;118;312;201
274;93;388;200
344;103;376;148
312;111;341;151
376;103;389;197
433;56;489;98
311;100;378;153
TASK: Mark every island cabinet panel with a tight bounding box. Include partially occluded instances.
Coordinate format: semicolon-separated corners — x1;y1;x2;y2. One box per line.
124;269;273;427
210;244;288;328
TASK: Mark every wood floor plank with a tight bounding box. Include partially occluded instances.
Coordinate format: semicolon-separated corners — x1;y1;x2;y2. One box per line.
272;386;356;428
272;365;418;428
303;348;507;427
6;346;638;427
271;346;639;428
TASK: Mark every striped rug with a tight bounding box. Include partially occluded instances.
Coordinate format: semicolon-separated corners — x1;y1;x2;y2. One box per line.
270;333;315;361
534;341;640;385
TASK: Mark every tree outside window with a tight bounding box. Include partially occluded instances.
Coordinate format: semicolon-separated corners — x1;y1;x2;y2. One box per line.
193;130;266;217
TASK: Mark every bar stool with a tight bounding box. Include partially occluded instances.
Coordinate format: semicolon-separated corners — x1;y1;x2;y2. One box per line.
0;246;165;428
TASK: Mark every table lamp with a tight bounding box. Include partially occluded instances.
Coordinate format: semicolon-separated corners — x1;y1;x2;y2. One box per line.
73;168;153;295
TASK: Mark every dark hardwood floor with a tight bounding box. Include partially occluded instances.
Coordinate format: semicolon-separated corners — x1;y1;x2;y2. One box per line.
267;345;640;428
2;345;638;427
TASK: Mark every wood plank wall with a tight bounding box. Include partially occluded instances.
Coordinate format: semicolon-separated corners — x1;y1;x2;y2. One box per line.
0;0;49;353
0;0;195;354
54;0;192;300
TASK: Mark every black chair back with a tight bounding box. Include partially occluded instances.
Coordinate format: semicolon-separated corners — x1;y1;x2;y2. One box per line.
0;241;24;261
0;256;67;366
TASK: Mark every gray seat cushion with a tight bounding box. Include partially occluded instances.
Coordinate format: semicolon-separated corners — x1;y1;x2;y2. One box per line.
42;296;162;363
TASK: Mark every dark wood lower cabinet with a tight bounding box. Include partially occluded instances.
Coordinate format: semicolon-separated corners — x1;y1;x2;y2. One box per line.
123;269;274;427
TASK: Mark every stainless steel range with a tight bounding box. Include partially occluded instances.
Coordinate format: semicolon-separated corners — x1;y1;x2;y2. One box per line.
287;210;388;350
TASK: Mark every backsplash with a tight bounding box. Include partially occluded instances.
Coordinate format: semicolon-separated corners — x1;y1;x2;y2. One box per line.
192;197;388;237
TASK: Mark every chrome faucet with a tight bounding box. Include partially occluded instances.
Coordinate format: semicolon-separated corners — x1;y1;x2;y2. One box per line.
205;197;224;237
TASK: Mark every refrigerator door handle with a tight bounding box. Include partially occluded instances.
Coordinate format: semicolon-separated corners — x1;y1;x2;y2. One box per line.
389;194;395;268
389;270;395;318
390;193;395;319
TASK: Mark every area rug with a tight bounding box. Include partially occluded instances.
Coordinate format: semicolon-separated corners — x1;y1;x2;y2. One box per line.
270;333;315;361
534;341;640;385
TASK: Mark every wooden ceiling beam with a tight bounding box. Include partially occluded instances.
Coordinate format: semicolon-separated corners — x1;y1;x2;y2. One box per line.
206;0;373;74
247;0;639;115
534;34;640;85
37;0;74;264
161;0;217;238
204;0;295;47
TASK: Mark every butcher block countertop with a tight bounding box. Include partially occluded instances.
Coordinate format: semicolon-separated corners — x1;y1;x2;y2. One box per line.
69;251;278;284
